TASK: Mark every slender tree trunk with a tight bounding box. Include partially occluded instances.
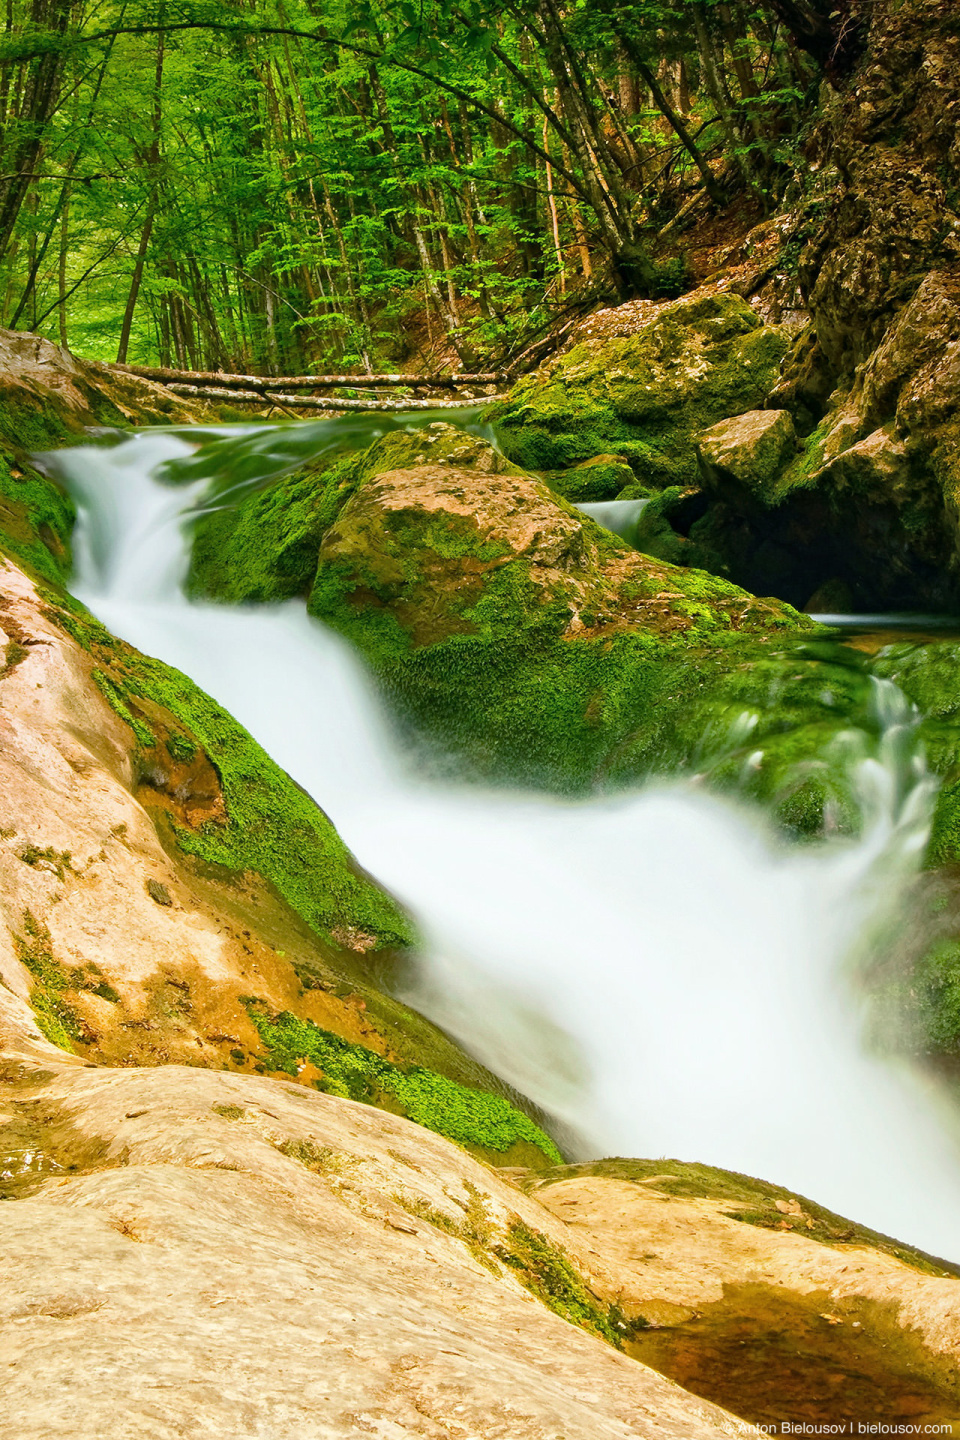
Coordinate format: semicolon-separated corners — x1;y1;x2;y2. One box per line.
116;34;164;364
543;113;566;293
57;185;68;347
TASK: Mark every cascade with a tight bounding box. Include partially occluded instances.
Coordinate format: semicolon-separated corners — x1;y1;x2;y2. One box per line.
576;497;651;546
46;426;960;1259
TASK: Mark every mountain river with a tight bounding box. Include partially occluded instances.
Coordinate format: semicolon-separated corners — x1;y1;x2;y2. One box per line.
43;421;960;1261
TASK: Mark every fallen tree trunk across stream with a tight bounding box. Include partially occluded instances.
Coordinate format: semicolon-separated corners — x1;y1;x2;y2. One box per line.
165;383;506;411
117;364;508;390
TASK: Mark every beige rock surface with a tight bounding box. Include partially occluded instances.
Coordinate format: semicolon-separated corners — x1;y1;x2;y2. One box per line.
0;557;373;1070
534;1174;960;1360
0;327;211;433
0;1048;755;1440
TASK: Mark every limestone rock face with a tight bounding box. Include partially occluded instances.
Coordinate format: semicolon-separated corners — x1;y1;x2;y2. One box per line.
489;291;792;488
0;555;555;1163
555;3;960;614
0;1046;756;1440
531;1165;960;1424
2;1041;958;1437
697;410;797;500
0;327;211;446
795;0;960;379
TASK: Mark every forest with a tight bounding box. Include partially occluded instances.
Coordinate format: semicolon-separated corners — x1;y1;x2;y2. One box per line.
0;0;843;375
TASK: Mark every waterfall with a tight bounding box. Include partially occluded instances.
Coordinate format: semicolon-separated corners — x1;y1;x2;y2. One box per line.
46;427;960;1259
575;497;651;546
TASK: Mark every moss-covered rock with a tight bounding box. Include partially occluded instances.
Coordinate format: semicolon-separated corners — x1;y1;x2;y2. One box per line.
244;1001;562;1165
302;453;870;806
0;452;75;585
186;422;518;605
488;291;792;487
39;588;415;953
542;454;638;504
872;641;960;868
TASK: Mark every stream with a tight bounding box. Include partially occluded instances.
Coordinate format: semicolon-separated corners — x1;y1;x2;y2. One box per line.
46;422;960;1261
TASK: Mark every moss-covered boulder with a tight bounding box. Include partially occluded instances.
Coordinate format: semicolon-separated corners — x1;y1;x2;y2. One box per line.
488;291;793;489
542;454;638;503
697;410;798;503
303;453;866;799
187;422;519;605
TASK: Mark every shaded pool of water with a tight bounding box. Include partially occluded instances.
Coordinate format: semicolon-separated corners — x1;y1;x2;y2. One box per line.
627;1283;960;1431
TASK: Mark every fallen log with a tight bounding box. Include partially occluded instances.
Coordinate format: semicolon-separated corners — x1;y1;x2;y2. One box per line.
118;364;508;390
166;383;505;412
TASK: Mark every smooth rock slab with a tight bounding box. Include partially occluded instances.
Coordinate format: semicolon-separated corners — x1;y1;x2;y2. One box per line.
0;1059;752;1440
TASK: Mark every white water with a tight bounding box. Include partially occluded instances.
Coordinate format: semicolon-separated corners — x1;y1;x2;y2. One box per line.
48;429;960;1258
576;497;651;545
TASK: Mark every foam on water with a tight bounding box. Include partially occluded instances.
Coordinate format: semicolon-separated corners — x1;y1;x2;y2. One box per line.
47;427;960;1259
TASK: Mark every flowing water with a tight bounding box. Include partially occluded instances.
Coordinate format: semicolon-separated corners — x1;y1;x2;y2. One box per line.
44;425;960;1260
575;497;651;545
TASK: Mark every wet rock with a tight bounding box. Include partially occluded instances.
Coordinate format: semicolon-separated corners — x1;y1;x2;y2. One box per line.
0;1059;753;1440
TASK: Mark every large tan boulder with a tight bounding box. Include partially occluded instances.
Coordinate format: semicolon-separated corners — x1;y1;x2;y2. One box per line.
0;1048;752;1440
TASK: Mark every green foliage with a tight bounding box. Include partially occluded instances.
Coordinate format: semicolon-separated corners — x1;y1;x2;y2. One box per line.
13;911;81;1053
0;0;819;368
495;1220;627;1344
243;1001;563;1163
41;589;415;952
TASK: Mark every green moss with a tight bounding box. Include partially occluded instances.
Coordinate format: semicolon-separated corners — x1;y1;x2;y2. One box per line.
186;424;511;606
495;1219;630;1344
41;591;414;952
536;1158;960;1278
310;508;855;815
92;668;155;747
17;845;74;881
769;419;830;502
0;452;75;585
872;642;960;866
212;1104;245;1120
542;455;637;503
187;462;343;603
13;911;82;1053
488;293;792;484
243;1001;562;1164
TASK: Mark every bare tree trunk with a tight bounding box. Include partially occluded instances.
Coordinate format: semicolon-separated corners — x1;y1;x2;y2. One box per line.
116;34;164;364
57;186;68;347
